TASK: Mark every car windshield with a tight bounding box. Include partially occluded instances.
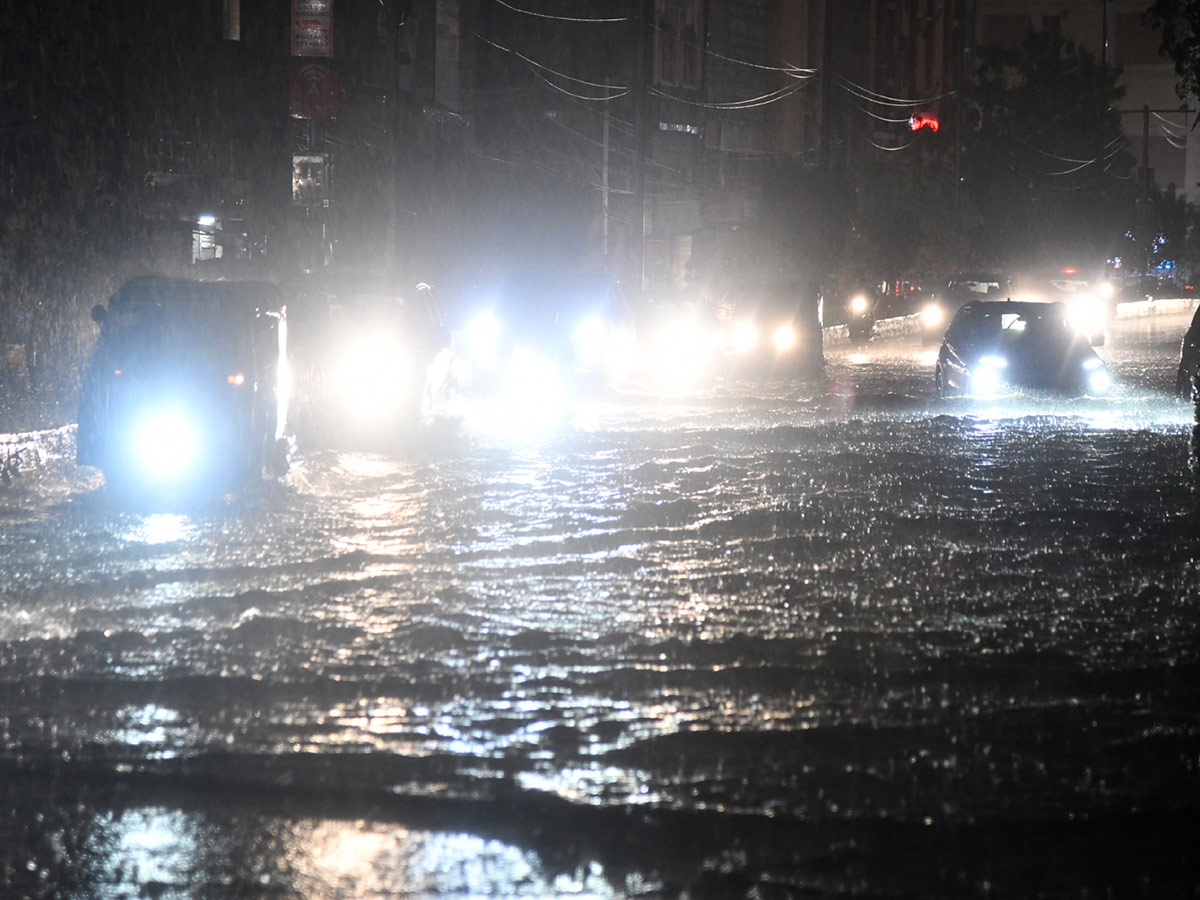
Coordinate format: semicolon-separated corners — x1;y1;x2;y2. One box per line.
497;273;622;330
728;283;817;317
953;276;1005;295
992;308;1073;350
101;294;252;373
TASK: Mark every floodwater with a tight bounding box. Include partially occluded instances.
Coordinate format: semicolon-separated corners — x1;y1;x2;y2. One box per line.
1;316;1198;898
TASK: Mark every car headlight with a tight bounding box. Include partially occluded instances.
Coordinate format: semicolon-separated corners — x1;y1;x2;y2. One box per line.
1083;357;1112;394
973;355;1008;396
573;314;608;368
850;294;870;316
464;310;502;369
1087;368;1112;395
1067;297;1107;335
1097;281;1115;299
731;320;758;353
772;323;797;352
335;334;408;418
130;406;202;483
920;303;945;329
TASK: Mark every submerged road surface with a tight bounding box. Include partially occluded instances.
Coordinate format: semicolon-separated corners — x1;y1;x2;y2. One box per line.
1;314;1198;898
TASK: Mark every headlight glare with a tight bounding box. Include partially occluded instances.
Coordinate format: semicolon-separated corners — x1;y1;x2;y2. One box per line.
731;321;758;353
131;406;201;483
1087;368;1113;395
772;323;797;352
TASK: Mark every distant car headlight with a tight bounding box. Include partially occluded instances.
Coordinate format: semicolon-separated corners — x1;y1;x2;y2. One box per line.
920;303;945;330
850;294;870;316
772;323;797;352
731;320;758;353
1067;296;1107;336
131;406;201;483
1097;281;1115;299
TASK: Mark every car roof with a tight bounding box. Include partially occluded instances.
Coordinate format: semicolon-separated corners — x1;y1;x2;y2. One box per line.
109;276;282;318
960;298;1066;314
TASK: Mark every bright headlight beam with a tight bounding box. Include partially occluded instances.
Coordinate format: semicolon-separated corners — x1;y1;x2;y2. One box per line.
772;323;797;352
1088;368;1113;395
133;407;200;483
731;321;757;353
464;310;501;369
573;314;608;368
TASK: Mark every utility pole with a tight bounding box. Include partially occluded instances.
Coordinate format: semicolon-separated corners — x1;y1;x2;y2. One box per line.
634;0;649;295
602;79;610;261
820;0;834;172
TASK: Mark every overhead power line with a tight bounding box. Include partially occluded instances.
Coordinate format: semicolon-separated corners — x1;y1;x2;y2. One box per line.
649;79;811;111
490;0;628;24
648;21;816;77
476;33;628;100
838;76;954;109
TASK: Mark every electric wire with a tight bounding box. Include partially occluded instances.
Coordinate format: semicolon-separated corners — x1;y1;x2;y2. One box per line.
867;136;919;152
490;0;628;24
848;99;915;125
476;33;628;94
649;21;816;77
837;75;954;108
648;79;809;111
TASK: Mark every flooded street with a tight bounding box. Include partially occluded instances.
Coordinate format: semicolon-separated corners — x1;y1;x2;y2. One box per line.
2;315;1198;898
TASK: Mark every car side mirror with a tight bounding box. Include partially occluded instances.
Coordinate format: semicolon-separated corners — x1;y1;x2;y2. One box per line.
91;305;107;325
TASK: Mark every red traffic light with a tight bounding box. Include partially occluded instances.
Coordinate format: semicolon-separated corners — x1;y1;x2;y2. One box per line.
909;113;939;132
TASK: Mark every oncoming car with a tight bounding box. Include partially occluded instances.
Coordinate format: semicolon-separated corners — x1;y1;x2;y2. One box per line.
1012;265;1115;345
920;272;1011;341
935;300;1112;399
454;270;634;423
714;280;824;374
286;270;452;447
77;276;291;494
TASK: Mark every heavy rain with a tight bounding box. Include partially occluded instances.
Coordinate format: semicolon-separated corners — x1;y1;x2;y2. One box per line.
4;2;1200;898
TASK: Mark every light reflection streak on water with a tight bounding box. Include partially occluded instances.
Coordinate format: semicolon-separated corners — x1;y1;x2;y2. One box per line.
286;822;625;898
88;811;630;898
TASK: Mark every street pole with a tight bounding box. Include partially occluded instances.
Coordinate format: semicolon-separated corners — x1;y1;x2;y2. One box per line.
603;80;610;261
820;0;834;172
634;0;649;295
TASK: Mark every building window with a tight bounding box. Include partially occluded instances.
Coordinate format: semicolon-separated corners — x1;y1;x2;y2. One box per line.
655;0;702;89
